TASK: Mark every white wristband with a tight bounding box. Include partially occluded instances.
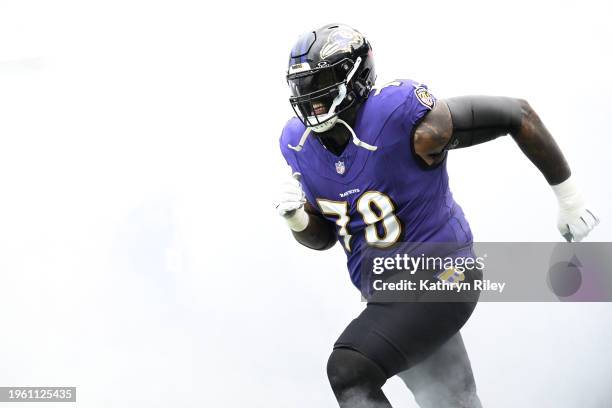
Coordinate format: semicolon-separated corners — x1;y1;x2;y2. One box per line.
285;207;310;232
551;175;584;212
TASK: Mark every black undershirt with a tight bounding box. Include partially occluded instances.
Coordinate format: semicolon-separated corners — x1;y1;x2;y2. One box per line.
315;106;358;156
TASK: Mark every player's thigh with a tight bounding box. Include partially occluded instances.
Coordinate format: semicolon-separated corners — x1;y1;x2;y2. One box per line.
333;300;477;378
396;332;482;408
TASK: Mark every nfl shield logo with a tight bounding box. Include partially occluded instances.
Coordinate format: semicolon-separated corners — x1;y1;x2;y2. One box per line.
335;160;346;175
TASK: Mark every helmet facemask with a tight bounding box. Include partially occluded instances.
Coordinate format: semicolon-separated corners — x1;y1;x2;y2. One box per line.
287;57;361;133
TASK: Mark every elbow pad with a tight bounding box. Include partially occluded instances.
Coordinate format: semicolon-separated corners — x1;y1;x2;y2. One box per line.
446;96;523;149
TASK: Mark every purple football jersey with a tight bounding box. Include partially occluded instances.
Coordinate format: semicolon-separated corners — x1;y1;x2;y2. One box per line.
280;80;473;289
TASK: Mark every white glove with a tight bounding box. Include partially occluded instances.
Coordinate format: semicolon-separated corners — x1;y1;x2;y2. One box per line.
552;176;600;242
275;171;309;232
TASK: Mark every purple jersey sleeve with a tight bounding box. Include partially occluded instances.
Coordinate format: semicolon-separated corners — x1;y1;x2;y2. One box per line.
400;80;437;127
388;80;437;147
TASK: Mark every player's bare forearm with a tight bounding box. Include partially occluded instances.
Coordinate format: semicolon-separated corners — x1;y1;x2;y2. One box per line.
291;202;337;250
414;97;571;184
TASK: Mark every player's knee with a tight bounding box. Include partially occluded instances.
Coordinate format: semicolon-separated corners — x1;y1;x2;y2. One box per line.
326;348;387;395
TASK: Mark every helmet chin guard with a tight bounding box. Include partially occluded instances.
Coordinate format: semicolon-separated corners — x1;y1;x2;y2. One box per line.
310;117;337;133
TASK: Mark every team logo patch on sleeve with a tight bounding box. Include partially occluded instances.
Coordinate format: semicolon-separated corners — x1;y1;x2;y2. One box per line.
414;86;436;110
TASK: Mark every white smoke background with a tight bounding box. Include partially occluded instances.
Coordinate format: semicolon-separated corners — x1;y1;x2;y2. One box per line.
0;0;611;407
339;388;393;408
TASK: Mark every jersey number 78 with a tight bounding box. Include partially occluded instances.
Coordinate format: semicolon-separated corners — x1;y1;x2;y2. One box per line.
317;191;401;251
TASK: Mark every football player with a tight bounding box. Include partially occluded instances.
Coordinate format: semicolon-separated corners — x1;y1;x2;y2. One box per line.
275;24;599;408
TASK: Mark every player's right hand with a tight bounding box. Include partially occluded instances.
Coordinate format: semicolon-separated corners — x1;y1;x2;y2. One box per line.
275;172;306;218
275;172;310;232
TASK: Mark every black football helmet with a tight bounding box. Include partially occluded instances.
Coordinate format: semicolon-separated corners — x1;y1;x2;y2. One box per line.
287;24;376;132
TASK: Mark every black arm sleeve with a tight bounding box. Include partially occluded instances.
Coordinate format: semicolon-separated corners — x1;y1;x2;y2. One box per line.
445;96;523;149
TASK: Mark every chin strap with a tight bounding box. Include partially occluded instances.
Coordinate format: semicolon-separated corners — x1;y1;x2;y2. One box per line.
288;119;378;152
287;127;312;152
336;119;378;151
